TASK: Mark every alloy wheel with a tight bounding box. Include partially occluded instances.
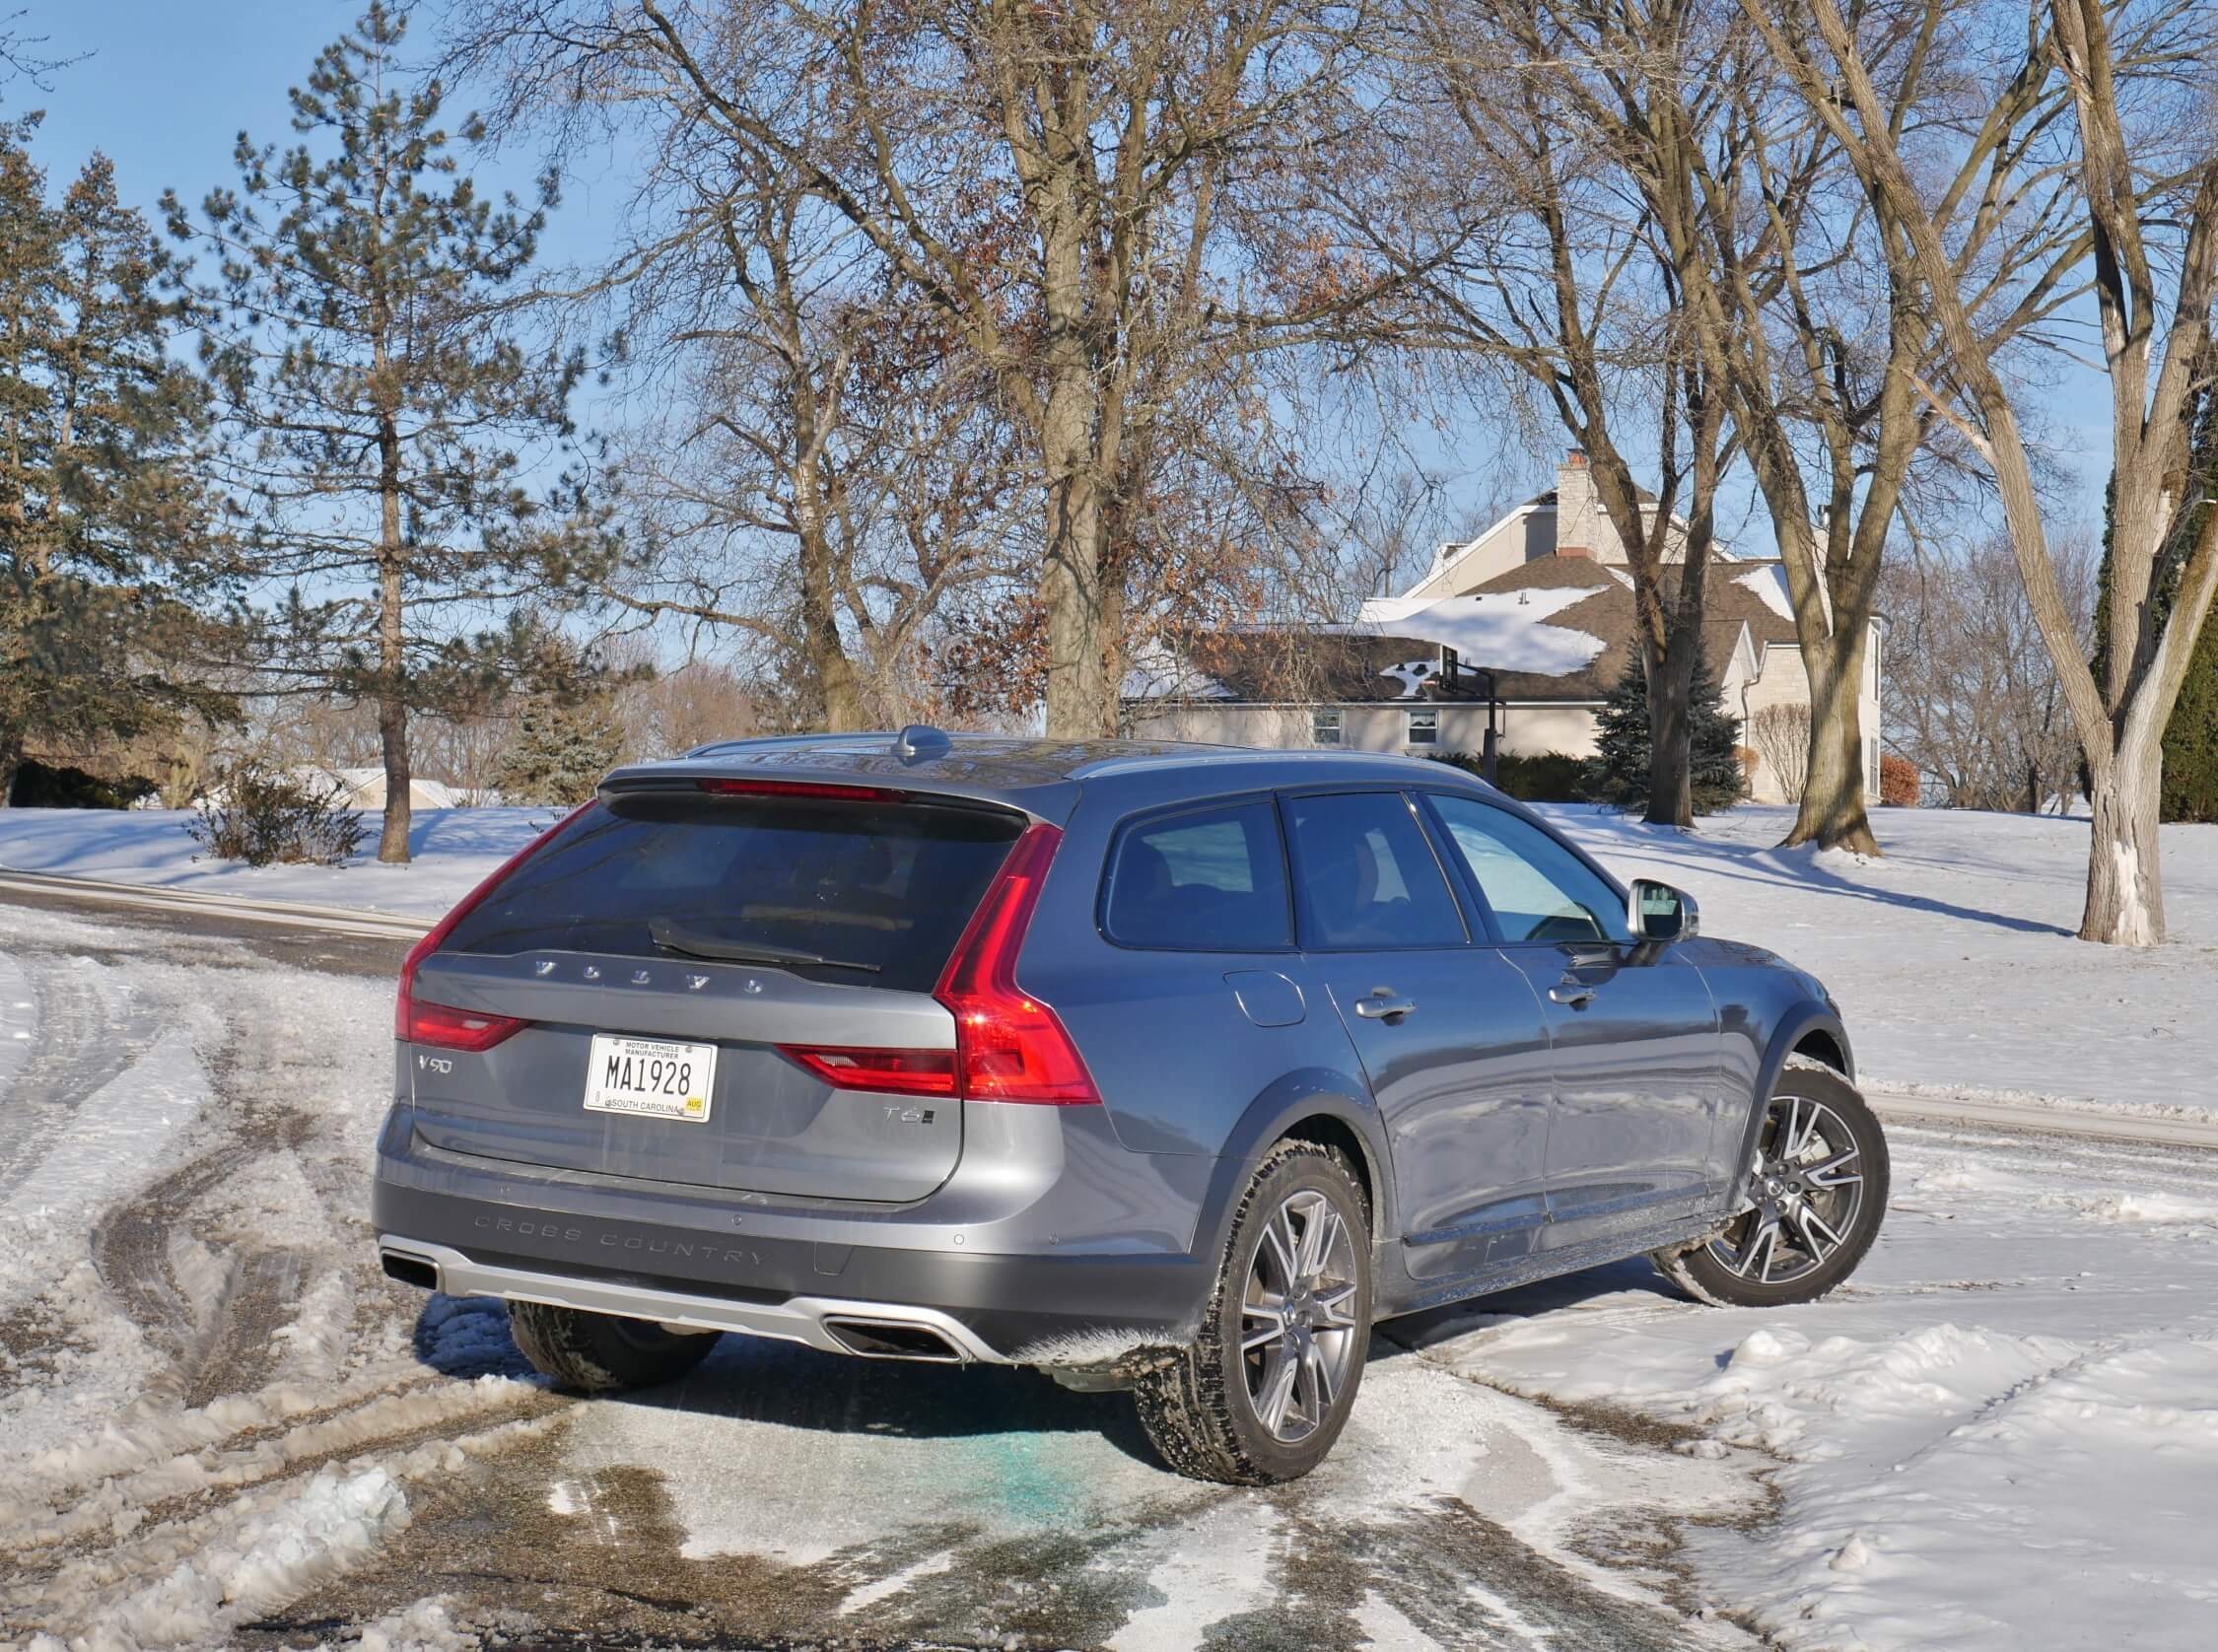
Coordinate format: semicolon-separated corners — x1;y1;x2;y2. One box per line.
1239;1189;1362;1443
1707;1089;1867;1285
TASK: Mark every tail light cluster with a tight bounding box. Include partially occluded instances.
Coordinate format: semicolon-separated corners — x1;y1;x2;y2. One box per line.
396;800;595;1052
774;823;1100;1105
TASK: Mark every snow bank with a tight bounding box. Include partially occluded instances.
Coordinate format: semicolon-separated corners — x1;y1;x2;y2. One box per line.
0;805;555;918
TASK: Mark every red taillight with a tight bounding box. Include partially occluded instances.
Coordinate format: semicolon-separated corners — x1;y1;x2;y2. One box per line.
695;777;905;802
777;1045;958;1096
402;1000;532;1053
395;799;597;1047
932;822;1100;1105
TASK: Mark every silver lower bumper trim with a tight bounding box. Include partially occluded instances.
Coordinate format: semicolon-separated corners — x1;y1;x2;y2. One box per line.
377;1235;1009;1364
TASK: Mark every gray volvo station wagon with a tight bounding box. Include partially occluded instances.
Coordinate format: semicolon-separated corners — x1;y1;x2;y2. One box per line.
374;731;1889;1482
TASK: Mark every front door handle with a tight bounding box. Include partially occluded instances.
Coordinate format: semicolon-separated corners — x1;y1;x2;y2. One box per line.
1353;991;1417;1021
1549;984;1597;1008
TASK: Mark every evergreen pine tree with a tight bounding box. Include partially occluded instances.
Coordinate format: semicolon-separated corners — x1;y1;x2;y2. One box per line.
1584;642;1746;814
493;696;625;807
0;119;231;803
169;3;612;861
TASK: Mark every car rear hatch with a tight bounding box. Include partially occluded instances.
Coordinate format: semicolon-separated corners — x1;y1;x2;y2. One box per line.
401;780;1029;1203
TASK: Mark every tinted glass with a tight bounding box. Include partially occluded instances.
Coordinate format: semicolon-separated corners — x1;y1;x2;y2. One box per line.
1427;793;1631;944
440;794;1023;991
1284;792;1465;949
1103;800;1291;950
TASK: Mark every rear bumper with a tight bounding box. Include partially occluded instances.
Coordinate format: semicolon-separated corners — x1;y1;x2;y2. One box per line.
371;1107;1213;1366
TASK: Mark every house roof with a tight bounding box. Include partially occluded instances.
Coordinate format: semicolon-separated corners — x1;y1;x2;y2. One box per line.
1142;555;1804;706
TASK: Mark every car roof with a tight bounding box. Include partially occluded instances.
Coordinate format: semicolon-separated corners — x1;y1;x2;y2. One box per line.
599;729;1494;821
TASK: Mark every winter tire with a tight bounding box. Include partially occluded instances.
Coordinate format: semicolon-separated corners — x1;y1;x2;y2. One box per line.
1653;1063;1890;1308
507;1300;722;1392
1134;1140;1374;1484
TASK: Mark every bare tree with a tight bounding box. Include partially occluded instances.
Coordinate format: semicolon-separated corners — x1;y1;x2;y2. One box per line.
451;0;1434;736
1401;0;1739;827
1749;0;2218;943
1881;529;2097;814
1661;0;2089;854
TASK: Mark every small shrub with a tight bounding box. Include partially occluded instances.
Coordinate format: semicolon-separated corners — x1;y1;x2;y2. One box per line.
1879;752;1921;808
1428;749;1589;802
187;763;367;866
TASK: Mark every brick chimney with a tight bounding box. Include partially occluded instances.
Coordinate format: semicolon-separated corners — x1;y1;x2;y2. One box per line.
1554;447;1597;559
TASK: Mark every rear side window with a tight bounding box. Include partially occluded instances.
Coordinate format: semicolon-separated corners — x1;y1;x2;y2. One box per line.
1102;800;1292;950
1283;792;1466;949
439;793;1023;991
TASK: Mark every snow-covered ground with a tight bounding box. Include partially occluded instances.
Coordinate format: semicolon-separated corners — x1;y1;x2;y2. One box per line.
0;807;552;919
1536;803;2218;1114
1407;1118;2218;1650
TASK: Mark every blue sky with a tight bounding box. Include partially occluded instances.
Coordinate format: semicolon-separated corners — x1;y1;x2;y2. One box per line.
13;0;2114;570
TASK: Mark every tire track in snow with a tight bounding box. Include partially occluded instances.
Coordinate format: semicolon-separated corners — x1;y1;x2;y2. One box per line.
0;943;163;1199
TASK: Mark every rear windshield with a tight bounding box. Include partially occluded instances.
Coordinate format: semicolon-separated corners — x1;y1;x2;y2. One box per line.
441;793;1024;991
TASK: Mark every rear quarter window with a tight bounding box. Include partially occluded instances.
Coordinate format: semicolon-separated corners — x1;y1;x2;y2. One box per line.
438;793;1023;991
1101;799;1292;951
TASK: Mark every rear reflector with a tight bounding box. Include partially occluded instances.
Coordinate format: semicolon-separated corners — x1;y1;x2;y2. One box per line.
778;1044;957;1096
695;777;906;802
934;822;1100;1105
396;799;596;1047
403;999;531;1053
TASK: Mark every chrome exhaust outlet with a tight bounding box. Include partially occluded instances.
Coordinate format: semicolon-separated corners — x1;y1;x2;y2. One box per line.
820;1315;967;1362
380;1248;441;1291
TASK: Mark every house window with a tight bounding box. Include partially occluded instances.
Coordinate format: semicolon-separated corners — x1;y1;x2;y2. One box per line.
1311;708;1343;746
1406;709;1438;747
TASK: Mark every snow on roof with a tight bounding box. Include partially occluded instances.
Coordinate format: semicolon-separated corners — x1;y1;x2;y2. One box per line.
1121;638;1235;701
1377;659;1442;700
1346;587;1609;677
1735;564;1797;623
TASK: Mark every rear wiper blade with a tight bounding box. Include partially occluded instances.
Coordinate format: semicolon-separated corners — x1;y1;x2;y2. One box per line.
647;916;881;974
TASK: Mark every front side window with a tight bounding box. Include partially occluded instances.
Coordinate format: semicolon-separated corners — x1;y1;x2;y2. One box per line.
1424;793;1630;944
1102;799;1292;950
1311;708;1343;746
1283;792;1465;949
1406;709;1438;747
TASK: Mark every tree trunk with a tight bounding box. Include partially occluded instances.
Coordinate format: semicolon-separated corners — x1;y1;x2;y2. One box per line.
1644;640;1696;827
0;735;20;809
1784;629;1880;855
375;398;410;863
2080;731;2164;945
796;519;863;732
376;550;411;864
1039;379;1109;739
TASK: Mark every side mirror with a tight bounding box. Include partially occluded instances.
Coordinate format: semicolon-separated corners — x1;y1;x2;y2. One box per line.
1629;879;1698;942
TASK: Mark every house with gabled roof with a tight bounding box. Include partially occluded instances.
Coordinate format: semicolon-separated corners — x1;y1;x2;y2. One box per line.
1126;449;1884;804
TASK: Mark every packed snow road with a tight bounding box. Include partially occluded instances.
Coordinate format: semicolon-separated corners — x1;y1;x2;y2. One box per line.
1;897;2213;1651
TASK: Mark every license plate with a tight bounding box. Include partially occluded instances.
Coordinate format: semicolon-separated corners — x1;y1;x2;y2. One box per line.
584;1035;719;1124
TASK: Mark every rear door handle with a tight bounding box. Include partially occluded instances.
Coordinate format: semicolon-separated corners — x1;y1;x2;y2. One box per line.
1353;992;1417;1021
1549;984;1597;1008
